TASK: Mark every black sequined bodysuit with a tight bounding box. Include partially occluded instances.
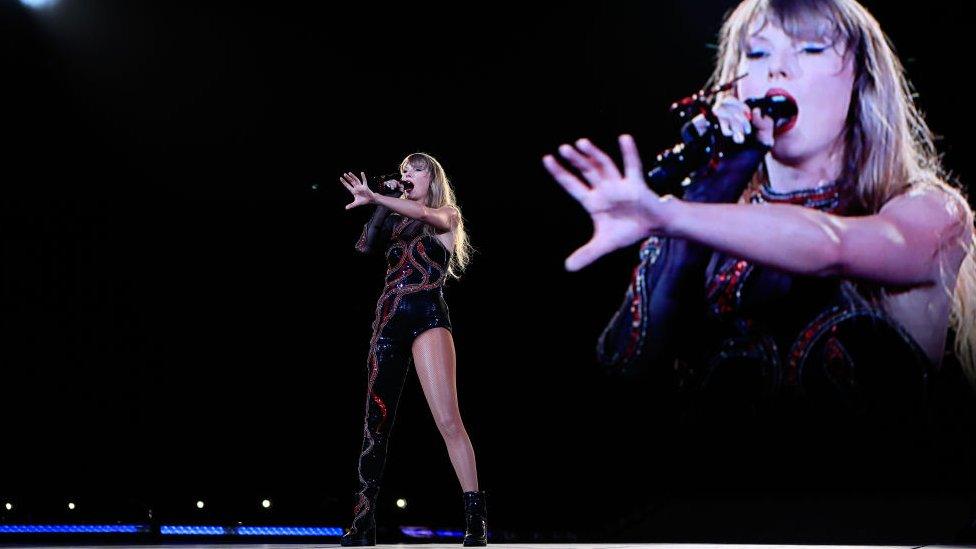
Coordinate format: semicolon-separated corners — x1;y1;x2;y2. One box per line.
347;209;452;537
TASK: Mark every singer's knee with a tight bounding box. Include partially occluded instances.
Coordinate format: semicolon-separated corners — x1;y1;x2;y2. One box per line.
434;413;466;441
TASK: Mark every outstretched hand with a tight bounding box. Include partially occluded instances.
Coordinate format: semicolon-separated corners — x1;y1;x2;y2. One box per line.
339;171;376;210
542;135;676;271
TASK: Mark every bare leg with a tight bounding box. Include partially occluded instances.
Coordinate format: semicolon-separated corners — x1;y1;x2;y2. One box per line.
412;327;480;492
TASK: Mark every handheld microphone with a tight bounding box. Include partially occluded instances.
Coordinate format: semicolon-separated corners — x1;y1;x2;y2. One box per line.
745;94;798;127
677;93;798;148
647;91;797;195
370;172;409;196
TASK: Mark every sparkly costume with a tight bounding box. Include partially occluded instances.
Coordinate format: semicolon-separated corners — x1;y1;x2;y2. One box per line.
597;143;932;416
346;205;452;540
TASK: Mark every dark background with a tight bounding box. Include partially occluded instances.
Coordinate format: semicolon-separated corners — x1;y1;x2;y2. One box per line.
1;0;973;543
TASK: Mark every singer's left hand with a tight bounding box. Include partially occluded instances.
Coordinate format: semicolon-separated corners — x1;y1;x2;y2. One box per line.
339;172;376;209
543;135;680;271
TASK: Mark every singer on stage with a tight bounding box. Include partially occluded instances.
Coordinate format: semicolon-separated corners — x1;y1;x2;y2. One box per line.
542;0;976;412
338;153;487;547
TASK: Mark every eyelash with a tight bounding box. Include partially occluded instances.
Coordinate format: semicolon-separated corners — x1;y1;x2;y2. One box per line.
745;46;827;59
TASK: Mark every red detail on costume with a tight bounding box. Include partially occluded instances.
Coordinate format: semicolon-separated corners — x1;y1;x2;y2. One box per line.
708;259;751;316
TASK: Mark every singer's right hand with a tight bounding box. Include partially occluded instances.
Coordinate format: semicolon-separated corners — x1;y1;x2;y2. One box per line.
543;135;680;272
711;97;775;146
383;179;404;193
339;171;376;210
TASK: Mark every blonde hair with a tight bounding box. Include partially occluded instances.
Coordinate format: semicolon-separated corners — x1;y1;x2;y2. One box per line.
709;0;976;384
399;152;473;279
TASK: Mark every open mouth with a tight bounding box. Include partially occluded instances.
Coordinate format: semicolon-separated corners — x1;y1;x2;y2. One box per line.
402;181;414;192
766;88;798;136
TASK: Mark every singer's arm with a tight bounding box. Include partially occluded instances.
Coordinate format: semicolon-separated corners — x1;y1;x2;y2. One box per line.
341;171;459;233
657;184;970;287
372;194;460;234
355;203;392;254
545;136;969;287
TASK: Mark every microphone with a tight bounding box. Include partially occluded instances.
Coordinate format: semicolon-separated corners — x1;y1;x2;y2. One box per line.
677;93;797;147
745;94;798;127
370;172;411;196
647;92;797;194
310;172;404;194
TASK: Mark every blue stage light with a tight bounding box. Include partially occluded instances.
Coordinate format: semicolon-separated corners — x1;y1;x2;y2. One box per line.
237;526;343;536
19;0;59;9
159;525;226;535
0;524;144;534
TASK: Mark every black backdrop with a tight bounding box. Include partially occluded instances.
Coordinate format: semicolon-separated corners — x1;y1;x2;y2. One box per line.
1;0;973;543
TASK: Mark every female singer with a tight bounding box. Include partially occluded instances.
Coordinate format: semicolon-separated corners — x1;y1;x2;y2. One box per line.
543;0;975;412
339;153;486;546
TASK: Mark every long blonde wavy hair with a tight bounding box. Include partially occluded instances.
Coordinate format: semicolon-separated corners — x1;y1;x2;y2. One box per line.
399;152;473;279
709;0;976;385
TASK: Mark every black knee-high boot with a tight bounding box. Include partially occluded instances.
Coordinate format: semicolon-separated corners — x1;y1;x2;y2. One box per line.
343;335;411;547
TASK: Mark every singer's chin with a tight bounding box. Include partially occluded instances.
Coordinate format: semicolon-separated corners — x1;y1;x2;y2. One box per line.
767;141;807;165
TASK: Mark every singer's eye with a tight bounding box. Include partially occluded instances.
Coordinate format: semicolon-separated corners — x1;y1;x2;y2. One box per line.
801;45;827;54
745;51;768;60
